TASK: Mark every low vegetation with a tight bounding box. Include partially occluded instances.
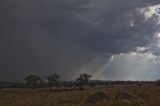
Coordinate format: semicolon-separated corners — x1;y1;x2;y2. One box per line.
0;85;160;106
0;73;160;106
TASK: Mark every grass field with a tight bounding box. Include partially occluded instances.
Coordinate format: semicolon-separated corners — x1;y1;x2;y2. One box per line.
0;85;160;106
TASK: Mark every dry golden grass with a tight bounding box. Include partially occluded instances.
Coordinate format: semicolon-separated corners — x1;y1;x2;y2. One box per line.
0;85;160;106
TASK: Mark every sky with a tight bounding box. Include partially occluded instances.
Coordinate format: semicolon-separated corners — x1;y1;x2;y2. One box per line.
1;0;160;81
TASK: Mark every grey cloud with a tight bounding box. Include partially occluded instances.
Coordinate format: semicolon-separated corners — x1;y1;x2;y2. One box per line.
0;0;160;81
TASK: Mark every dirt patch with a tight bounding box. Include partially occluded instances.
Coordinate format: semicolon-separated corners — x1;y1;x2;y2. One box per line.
85;91;110;105
115;92;137;103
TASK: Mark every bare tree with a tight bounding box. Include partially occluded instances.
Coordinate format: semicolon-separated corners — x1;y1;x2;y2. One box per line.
25;75;42;89
76;73;91;90
47;73;60;91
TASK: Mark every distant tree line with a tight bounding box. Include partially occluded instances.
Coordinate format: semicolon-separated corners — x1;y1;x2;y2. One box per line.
0;73;160;90
24;73;92;90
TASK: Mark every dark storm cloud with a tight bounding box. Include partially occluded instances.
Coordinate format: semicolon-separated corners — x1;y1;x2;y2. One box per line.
0;0;160;81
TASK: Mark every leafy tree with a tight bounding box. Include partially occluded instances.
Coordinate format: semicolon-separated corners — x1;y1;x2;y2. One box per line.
24;75;42;89
46;73;60;90
76;73;91;89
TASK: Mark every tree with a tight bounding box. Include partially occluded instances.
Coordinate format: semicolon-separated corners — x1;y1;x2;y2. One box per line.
24;75;42;89
46;73;60;90
76;73;91;89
